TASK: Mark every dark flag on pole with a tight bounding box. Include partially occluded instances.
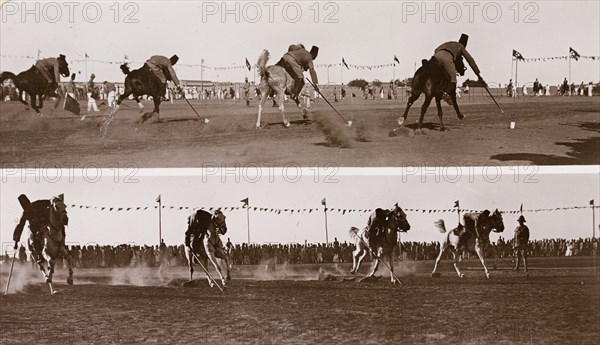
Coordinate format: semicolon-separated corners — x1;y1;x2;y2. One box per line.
85;53;89;58
394;55;400;64
512;49;525;61
321;198;327;206
245;58;252;71
64;94;80;115
155;194;161;203
570;47;580;61
590;200;595;206
453;200;460;208
520;203;523;214
342;58;349;70
241;198;249;207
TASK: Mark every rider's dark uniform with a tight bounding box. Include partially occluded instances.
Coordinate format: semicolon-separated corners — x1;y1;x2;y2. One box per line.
13;195;51;264
185;211;210;253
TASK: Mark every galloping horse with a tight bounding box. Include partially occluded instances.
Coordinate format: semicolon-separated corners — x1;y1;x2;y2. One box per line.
431;209;505;278
184;209;231;287
36;196;74;294
349;204;411;284
397;56;466;132
0;55;70;115
255;50;307;129
114;63;165;122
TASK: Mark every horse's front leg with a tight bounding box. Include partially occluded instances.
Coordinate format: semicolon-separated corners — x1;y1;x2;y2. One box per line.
350;247;365;274
418;94;433;133
216;248;231;281
431;241;446;277
278;89;290;127
31;94;42;115
62;247;74;285
474;242;490;278
449;88;464;120
434;95;446;131
452;248;464;278
206;247;226;286
184;246;194;281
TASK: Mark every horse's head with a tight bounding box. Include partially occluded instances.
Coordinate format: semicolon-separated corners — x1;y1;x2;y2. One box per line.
49;195;68;231
389;203;411;232
211;209;227;235
488;209;505;233
57;54;70;78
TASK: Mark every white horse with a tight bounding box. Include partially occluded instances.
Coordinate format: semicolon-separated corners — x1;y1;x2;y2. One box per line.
255;49;307;129
431;210;505;279
185;209;231;287
35;196;73;294
349;204;411;284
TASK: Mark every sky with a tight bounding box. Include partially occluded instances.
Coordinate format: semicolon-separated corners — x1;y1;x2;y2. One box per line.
1;0;599;85
1;167;598;251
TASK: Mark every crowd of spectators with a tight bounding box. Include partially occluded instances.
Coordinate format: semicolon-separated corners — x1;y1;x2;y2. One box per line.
4;237;598;269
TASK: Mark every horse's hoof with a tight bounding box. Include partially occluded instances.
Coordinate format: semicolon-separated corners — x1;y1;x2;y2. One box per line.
51;290;59;295
486;273;491;279
284;122;291;128
459;274;465;278
67;277;73;285
45;278;52;283
457;113;465;120
226;275;231;281
431;272;441;278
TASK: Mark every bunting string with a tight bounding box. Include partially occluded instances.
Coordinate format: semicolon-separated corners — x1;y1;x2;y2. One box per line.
62;204;600;215
518;55;599;63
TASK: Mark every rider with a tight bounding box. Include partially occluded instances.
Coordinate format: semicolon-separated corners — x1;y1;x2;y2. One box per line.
366;209;387;252
277;44;320;102
433;34;483;99
35;54;65;95
12;194;52;265
145;55;185;94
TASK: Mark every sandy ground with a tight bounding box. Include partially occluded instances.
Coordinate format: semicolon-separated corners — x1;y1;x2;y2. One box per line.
1;96;598;167
1;257;599;344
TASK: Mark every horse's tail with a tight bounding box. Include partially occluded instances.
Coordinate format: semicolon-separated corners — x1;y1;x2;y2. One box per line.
120;64;131;75
0;71;17;84
348;226;361;240
434;219;447;233
257;50;270;79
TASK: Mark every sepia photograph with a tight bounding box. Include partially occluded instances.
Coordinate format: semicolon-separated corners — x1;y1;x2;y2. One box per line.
0;168;599;343
0;0;598;167
1;0;599;344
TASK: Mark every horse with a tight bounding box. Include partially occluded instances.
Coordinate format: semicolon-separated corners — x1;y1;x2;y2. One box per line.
255;49;307;129
0;55;70;115
349;204;411;284
114;63;165;123
184;209;231;287
33;196;74;294
431;209;505;279
397;56;466;132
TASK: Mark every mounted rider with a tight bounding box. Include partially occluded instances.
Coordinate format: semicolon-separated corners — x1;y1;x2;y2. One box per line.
34;54;67;96
433;34;483;99
144;55;184;94
276;44;320;101
12;194;67;265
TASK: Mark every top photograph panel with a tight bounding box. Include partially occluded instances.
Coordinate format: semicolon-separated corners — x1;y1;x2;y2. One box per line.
1;0;598;167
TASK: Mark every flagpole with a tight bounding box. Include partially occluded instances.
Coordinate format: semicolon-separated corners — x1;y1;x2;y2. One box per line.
246;204;250;244
592;200;596;239
515;58;519;97
324;202;329;245
85;54;88;82
157;196;162;246
568;54;571;95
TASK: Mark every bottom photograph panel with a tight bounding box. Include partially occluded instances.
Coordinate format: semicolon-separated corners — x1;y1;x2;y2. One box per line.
1;169;599;344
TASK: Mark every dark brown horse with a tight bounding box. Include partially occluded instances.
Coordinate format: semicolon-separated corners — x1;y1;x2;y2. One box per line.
115;63;165;122
0;55;70;115
349;204;411;284
398;57;466;132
